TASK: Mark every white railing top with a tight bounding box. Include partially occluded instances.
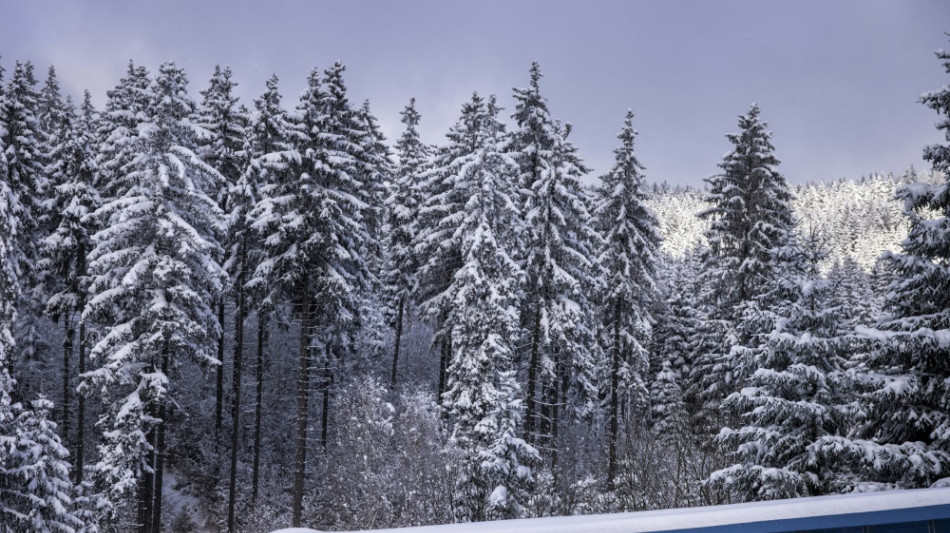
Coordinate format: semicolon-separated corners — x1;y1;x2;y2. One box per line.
274;486;950;533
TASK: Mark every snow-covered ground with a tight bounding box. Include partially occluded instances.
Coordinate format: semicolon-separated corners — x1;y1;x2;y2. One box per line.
273;487;950;533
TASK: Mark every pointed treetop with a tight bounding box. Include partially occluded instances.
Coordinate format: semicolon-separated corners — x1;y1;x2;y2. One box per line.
401;97;421;128
529;61;542;91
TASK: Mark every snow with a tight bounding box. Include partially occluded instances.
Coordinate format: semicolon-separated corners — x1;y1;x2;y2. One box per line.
270;487;950;533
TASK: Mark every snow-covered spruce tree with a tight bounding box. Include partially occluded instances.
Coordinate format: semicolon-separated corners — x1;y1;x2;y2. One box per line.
653;250;704;387
710;237;854;501
692;104;794;421
3;396;83;532
36;67;72;290
0;74;24;526
38;65;70;138
195;64;251;532
38;92;100;481
3;60;46;256
249;63;373;527
415;95;486;402
817;45;950;490
196;65;246;448
3;80;84;527
649;360;687;446
827;255;879;329
310;62;377;451
350;99;391;372
593;110;660;492
513;63;599;451
698;104;792;307
384;98;430;386
2;61;50;398
440;95;537;522
82;62;226;533
95;61;151;199
240;73;294;505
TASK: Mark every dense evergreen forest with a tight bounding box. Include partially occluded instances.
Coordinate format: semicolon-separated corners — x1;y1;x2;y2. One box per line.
0;43;948;533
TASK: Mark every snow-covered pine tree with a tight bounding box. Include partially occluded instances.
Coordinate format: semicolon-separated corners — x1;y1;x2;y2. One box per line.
415;95;487;402
95;61;151;199
653;250;703;385
439;94;537;522
240;73;294;505
593;110;660;492
37;65;70;226
196;65;246;447
691;104;795;421
3;396;83;532
819;45;950;490
197;65;245;188
647;358;692;510
710;236;853;500
698;104;793;307
350;99;391;371
249;63;372;527
0;62;25;526
649;360;687;446
308;62;376;452
82;62;226;533
384;98;430;385
827;255;878;329
2;61;49;397
38;65;69;136
195;64;251;532
355;99;390;258
37;66;71;235
38;92;100;481
513;63;599;451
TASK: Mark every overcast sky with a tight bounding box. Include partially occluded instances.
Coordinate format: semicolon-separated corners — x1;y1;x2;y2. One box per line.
1;0;948;186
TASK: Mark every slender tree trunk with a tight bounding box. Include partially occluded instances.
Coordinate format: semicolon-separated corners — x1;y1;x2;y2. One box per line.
227;240;247;533
62;315;74;441
291;290;312;527
551;345;562;469
524;310;542;443
607;297;623;492
75;246;88;483
152;352;169;533
321;346;331;450
75;318;86;483
437;332;450;404
138;405;157;533
390;297;404;386
215;299;226;444
251;311;267;504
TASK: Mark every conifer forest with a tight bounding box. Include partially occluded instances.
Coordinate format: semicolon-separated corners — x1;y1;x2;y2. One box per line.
1;19;950;533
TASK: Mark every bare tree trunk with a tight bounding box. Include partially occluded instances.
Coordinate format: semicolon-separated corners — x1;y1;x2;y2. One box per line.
390;297;404;386
62;315;74;442
607;297;623;492
152;352;169;533
138;404;157;533
524;310;542;443
251;311;267;504
74;245;88;483
75;318;86;483
215;300;226;445
551;345;562;469
291;290;312;527
321;347;331;450
227;240;247;533
437;331;450;404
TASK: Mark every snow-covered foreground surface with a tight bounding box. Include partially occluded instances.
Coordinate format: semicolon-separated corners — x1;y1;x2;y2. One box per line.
273;487;950;533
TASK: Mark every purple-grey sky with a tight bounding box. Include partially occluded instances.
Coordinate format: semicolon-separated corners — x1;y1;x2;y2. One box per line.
1;0;948;186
